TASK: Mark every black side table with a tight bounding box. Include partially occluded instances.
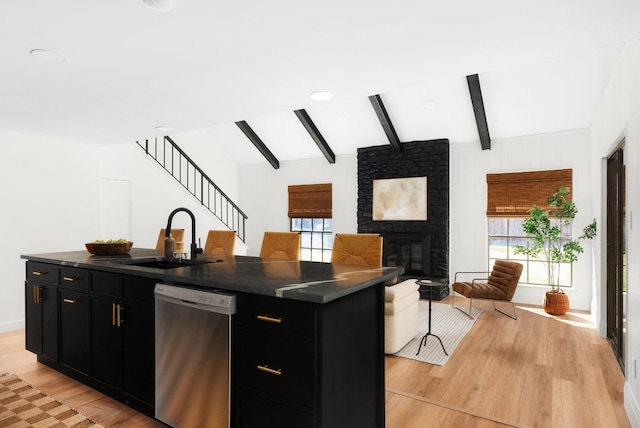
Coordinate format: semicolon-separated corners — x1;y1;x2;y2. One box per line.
415;280;448;356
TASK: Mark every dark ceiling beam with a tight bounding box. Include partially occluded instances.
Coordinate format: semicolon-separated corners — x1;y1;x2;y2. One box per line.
235;120;280;169
368;94;402;152
294;109;335;164
466;74;491;150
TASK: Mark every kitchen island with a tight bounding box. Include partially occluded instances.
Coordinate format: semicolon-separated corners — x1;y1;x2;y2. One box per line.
22;249;402;428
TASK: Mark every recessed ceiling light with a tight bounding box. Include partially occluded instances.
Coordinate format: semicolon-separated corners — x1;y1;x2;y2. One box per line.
143;0;173;12
309;91;334;101
155;126;174;132
30;49;70;63
423;99;438;110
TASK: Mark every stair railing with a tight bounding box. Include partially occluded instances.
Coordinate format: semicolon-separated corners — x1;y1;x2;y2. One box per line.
136;137;247;243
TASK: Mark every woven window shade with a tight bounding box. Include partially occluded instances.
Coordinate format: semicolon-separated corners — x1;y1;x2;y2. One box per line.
288;183;332;218
487;169;572;217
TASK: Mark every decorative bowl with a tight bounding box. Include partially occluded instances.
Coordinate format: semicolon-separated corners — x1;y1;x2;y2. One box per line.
85;241;133;255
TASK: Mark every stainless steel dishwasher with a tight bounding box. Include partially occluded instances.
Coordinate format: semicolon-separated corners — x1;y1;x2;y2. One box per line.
154;283;235;428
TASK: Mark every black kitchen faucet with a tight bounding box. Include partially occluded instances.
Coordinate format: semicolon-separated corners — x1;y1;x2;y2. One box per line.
165;207;203;259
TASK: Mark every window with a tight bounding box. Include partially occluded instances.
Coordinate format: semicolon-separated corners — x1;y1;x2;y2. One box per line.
488;217;573;287
486;169;574;287
288;183;333;262
291;218;333;262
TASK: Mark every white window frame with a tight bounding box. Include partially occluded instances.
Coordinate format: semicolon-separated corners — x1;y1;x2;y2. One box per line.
488;217;574;287
291;218;333;262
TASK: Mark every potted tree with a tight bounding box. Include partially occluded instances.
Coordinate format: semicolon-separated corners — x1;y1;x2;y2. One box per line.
514;185;597;315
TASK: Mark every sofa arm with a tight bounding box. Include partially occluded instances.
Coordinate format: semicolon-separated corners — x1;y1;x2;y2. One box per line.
385;279;420;302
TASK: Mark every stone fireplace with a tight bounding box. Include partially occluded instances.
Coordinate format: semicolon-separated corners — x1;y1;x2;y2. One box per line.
357;139;449;299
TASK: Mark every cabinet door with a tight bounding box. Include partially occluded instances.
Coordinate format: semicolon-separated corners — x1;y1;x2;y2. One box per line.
41;283;58;360
25;281;58;360
59;289;90;375
122;302;154;406
91;295;123;389
237;326;316;412
25;282;43;354
236;389;316;428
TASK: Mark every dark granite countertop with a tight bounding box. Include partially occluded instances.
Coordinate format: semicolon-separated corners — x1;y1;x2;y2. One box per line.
21;248;403;304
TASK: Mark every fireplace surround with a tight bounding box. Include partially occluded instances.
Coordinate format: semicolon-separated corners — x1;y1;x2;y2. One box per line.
357;139;449;299
382;233;431;277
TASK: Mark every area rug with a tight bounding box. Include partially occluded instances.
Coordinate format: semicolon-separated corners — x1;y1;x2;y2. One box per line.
393;301;483;366
0;373;104;428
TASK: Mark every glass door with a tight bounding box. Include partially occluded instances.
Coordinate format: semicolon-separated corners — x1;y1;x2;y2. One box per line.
607;143;626;372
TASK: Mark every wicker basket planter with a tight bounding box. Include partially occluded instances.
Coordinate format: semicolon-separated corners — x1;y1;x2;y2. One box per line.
543;290;570;315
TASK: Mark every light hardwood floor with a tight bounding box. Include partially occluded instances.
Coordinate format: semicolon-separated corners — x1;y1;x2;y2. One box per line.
1;297;630;427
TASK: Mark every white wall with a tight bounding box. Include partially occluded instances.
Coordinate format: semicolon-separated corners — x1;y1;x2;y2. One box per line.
0;133;246;334
99;142;247;255
170;129;240;202
590;41;640;427
0;132;100;333
238;156;358;255
450;130;595;310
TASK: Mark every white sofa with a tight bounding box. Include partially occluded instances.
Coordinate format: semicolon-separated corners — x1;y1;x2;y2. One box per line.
384;279;420;354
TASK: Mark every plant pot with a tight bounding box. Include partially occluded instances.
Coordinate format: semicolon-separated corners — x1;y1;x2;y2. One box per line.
543;290;569;315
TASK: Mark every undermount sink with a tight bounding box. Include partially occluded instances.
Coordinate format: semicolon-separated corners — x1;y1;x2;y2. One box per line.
124;258;211;270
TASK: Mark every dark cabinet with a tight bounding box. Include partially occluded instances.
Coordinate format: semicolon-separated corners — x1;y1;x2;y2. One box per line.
25;280;58;361
25;261;59;363
236;294;318;428
121;302;154;404
237;389;317;428
24;261;156;417
91;294;123;386
235;285;385;428
59;288;90;375
90;271;155;410
23;256;388;426
58;266;90;376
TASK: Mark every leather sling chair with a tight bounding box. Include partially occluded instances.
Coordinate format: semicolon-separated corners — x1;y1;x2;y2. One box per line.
451;259;523;320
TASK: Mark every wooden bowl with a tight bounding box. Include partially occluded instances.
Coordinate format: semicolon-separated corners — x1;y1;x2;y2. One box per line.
85;241;133;255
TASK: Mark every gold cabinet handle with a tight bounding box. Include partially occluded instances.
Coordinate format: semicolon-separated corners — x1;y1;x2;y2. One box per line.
63;298;77;304
117;304;124;327
33;285;43;303
62;276;76;282
31;271;44;276
256;315;282;324
257;365;282;376
111;303;124;327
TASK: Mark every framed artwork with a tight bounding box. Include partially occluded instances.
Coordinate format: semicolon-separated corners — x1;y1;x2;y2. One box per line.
372;176;427;221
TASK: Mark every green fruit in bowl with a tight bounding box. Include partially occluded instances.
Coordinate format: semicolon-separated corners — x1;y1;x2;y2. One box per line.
94;238;129;244
86;239;132;255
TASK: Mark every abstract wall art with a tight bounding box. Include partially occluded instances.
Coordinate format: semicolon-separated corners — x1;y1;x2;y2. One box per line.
372;176;427;221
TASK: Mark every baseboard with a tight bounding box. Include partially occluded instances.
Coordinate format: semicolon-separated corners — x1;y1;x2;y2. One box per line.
625;381;640;427
0;319;24;334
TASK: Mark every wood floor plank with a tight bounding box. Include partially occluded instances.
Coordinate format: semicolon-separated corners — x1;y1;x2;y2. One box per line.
0;330;163;427
384;297;630;428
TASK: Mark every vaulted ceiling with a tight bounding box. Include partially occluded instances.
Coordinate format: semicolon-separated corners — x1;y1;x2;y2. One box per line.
2;1;639;166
